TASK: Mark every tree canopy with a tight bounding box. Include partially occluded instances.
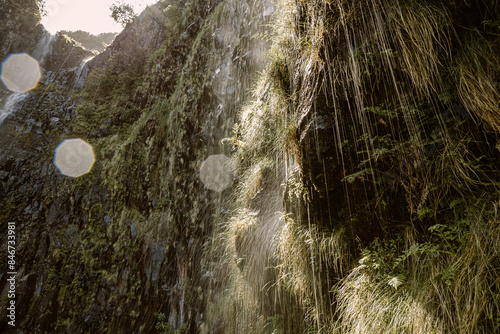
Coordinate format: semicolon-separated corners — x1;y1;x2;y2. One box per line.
109;1;137;27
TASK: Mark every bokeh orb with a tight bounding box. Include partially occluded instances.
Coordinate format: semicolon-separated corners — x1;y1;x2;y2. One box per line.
1;53;41;93
200;154;233;192
54;139;95;178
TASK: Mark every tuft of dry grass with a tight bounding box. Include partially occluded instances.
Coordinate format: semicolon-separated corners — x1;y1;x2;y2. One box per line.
455;31;500;133
337;208;500;334
276;214;349;330
389;0;452;97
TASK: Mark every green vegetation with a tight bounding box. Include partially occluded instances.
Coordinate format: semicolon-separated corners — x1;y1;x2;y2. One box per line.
207;0;500;333
109;1;137;27
45;0;242;332
156;313;188;333
0;0;46;40
3;0;499;332
60;30;117;53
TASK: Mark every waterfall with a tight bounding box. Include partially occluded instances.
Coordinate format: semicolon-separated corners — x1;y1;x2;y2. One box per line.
0;30;55;125
32;30;56;66
73;56;94;90
0;93;28;125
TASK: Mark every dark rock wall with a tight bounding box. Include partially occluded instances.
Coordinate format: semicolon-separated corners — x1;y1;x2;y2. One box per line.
0;0;272;333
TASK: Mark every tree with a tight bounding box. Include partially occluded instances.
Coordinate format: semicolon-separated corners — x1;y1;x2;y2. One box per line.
36;0;47;19
109;1;137;27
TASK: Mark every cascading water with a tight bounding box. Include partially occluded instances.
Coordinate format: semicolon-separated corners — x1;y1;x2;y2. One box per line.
0;93;29;125
32;30;55;65
73;57;94;90
0;30;55;126
2;0;500;332
156;0;277;330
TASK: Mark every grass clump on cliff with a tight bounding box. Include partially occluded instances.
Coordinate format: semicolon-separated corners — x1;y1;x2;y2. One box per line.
338;208;500;334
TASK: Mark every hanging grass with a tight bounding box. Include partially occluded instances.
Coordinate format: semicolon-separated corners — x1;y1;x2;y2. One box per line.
207;0;500;332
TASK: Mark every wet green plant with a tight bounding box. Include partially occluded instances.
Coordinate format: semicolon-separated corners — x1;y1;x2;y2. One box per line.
337;207;500;333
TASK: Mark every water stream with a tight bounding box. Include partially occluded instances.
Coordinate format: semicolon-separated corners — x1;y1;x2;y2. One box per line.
0;30;56;126
32;30;56;66
74;56;94;90
0;93;29;125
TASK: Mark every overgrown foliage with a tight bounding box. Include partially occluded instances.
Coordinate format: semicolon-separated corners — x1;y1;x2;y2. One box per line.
109;1;137;27
215;0;500;332
60;30;116;53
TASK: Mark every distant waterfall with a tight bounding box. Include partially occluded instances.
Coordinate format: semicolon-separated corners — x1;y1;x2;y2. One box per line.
0;93;28;125
0;31;55;126
32;30;56;66
74;56;94;90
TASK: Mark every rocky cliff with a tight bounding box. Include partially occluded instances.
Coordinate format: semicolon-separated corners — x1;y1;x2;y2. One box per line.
1;0;273;332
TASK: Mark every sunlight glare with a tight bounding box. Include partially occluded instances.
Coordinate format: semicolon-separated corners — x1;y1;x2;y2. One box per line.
41;0;160;34
1;54;41;93
54;138;96;177
200;154;234;192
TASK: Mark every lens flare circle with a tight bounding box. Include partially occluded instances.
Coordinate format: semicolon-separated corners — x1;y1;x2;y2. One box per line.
54;138;95;178
200;154;233;192
1;53;41;93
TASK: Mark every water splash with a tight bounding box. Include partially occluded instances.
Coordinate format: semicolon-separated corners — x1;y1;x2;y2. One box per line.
0;30;56;123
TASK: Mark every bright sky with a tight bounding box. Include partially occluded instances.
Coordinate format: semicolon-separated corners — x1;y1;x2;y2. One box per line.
41;0;159;35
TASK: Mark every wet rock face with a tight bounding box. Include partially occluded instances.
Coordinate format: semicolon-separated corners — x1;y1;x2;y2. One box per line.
0;0;271;333
0;90;77;333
